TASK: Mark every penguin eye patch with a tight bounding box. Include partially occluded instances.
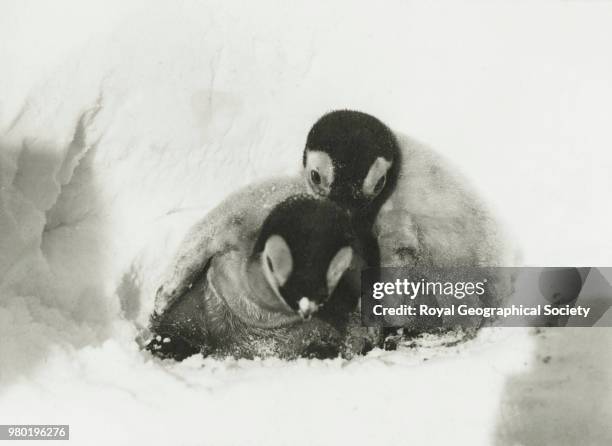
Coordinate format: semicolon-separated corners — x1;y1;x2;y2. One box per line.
259;238;296;315
327;246;354;293
362;157;392;198
304;151;334;196
262;235;293;288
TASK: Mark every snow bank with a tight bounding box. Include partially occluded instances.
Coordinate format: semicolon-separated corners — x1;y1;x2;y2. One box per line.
1;1;611;445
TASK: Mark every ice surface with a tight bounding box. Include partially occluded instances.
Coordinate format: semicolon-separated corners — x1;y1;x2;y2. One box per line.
1;1;611;445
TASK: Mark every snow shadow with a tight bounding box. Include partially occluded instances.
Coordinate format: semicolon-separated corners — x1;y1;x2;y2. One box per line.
494;327;612;445
0;105;115;385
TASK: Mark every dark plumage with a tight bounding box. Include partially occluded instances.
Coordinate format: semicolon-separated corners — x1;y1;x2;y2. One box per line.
304;110;401;223
253;195;355;311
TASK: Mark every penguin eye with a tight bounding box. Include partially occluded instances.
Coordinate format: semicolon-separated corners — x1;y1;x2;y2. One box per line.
310;170;321;185
266;256;274;272
373;174;386;195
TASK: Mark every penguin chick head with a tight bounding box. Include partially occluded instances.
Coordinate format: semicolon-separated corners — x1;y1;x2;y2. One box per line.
253;195;355;319
303;110;400;217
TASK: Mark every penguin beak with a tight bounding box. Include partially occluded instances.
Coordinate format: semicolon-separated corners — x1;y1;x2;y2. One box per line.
298;297;319;319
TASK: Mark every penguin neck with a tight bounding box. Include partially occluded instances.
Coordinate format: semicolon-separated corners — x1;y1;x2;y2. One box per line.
351;209;377;233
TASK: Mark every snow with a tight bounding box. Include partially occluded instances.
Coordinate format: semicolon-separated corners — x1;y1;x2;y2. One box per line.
1;1;611;445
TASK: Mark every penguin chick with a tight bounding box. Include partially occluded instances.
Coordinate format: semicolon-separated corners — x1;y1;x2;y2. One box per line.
303;109;513;269
303;110;400;224
148;186;360;360
302;111;516;331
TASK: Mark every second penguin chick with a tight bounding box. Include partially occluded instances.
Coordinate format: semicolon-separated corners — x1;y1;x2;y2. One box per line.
302;110;516;332
302;109;512;269
148;187;362;360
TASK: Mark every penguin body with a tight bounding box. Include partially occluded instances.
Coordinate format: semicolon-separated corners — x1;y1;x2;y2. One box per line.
148;181;371;360
374;134;513;270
